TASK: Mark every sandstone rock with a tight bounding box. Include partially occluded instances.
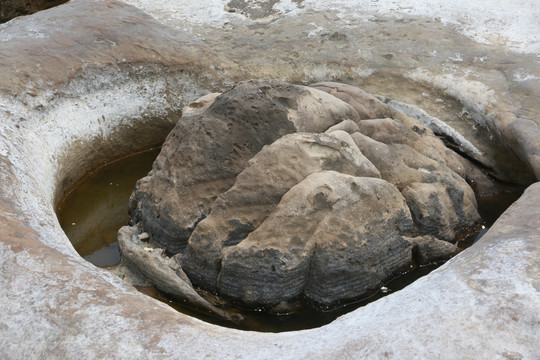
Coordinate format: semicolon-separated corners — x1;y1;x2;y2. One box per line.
129;79;360;253
0;0;221;206
181;92;222;119
182;132;380;289
351;132;480;239
313;83;497;187
402;182;479;241
324;119;360;134
1;0;539;358
357;118;407;144
311;82;391;119
404;235;460;264
455;157;499;197
361;113;469;180
384;99;490;166
117;225;236;320
217;171;415;307
0;0;217;98
503;117;540;180
129;80;482;307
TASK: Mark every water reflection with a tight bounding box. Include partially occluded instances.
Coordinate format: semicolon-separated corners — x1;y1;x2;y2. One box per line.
56;148;160;266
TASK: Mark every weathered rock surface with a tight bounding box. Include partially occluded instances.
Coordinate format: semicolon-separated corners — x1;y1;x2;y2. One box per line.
402;182;478;241
311;82;512;197
129;79;360;253
404;235;459;265
218;172;414;306
182;132;380;289
0;0;221;206
351;131;480;239
1;0;539;359
311;82;391;120
313;82;484;180
117;225;236;319
128;80;483;307
0;0;68;23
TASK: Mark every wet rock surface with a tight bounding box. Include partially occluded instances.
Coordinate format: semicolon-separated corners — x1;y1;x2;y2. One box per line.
117;225;236;319
0;0;539;359
0;0;221;205
128;80;481;307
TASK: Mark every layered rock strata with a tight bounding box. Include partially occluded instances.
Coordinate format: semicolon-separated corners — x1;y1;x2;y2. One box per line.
126;80;480;307
129;79;361;254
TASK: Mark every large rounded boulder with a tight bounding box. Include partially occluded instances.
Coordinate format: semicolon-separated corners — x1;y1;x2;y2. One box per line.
129;79;360;253
217;171;414;306
125;80;481;307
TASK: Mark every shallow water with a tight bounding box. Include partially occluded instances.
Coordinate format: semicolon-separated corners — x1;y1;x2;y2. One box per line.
56;148;160;265
55;144;525;331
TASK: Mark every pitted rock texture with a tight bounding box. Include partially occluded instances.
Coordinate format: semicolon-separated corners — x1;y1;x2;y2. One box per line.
129;80;481;307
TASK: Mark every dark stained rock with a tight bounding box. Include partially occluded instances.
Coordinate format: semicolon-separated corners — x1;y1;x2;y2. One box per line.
0;0;68;23
404;235;459;265
0;0;539;357
126;81;485;307
217;171;414;307
182;132;380;290
402;182;478;241
129;79;360;253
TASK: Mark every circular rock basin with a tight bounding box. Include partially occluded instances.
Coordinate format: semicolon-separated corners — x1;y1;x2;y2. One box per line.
55;83;527;332
2;0;539;358
52;147;460;331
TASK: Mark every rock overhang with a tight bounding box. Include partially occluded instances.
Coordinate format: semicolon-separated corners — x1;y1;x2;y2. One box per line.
0;0;539;359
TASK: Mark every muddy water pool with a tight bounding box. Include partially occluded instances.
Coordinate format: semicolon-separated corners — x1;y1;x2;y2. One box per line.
56;148;160;266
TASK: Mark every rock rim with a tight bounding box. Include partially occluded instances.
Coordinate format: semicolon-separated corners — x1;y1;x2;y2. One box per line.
0;1;538;359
